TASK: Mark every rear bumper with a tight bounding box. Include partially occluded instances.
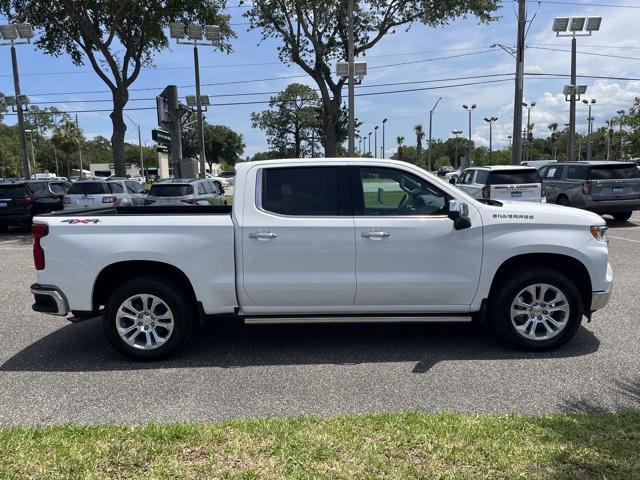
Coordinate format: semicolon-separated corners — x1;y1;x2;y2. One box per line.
30;283;69;316
585;199;640;213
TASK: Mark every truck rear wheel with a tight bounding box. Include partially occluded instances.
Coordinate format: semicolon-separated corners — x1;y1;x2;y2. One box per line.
103;276;193;360
489;267;583;351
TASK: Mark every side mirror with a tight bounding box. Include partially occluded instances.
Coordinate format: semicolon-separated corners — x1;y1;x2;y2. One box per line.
448;200;472;230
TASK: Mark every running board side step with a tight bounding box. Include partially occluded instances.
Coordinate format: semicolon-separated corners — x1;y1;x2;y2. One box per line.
243;315;473;325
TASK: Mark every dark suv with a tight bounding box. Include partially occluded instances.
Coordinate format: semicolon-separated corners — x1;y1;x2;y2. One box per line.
539;161;640;221
0;180;67;232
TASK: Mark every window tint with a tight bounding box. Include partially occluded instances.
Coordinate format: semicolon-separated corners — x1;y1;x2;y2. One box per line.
148;184;193;197
489;169;540;184
27;182;48;193
110;182;124;193
126;181;145;193
198;183;207;195
475;170;489;184
589;164;640;180
359;167;448;216
68;182;112;195
204;181;214;194
262;167;339;216
567;165;588;180
0;184;29;198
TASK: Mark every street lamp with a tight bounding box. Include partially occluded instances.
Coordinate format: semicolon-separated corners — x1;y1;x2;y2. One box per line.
462;104;476;169
483;117;498;161
124;114;147;182
428;97;442;171
553;15;602;161
508;135;513;148
452;129;463;169
382;118;388;159
169;22;220;178
368;132;372;155
582;98;596;160
522;101;536;162
374;125;379;158
0;22;34;178
617;109;625;159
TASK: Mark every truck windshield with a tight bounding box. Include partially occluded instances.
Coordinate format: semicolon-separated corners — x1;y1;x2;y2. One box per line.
0;184;29;198
589;164;640;180
489;169;540;184
68;182;112;195
148;184;194;197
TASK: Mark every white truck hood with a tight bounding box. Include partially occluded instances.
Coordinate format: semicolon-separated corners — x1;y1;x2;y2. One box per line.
478;199;605;227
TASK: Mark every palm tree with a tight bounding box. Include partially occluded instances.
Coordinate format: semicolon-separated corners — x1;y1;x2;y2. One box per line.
548;122;558;159
51;121;83;178
414;125;425;166
396;136;405;160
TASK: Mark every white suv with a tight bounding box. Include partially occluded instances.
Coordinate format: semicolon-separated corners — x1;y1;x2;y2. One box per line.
455;165;545;203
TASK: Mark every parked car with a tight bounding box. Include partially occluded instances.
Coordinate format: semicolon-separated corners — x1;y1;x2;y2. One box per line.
539;161;640;221
454;165;544;203
64;180;146;210
218;171;236;186
444;170;461;183
205;174;230;190
31;158;611;360
521;160;557;168
144;179;225;206
0;180;65;231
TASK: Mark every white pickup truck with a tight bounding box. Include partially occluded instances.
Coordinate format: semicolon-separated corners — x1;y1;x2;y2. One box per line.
30;158;612;359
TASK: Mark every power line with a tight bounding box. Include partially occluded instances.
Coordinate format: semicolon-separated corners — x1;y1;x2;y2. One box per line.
527;45;640;61
533;0;640;8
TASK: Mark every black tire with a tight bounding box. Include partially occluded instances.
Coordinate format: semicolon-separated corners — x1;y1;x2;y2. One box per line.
488;267;583;351
556;195;570;207
612;211;632;222
103;276;194;360
0;225;8;233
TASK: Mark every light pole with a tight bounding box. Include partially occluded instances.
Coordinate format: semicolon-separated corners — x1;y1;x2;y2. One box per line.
553;15;602;162
169;23;220;178
508;135;513;148
368;132;372;155
428;97;442;171
617;109;625;159
358;137;362;154
0;23;34;179
522;102;536;162
382;118;388;159
374;126;379;158
124;114;146;182
452;129;463;169
484;117;498;162
462;104;476;169
582;98;596;161
24;129;36;174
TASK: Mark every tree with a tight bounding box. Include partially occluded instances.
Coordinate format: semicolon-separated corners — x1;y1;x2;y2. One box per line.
51;120;83;178
547;122;558;160
2;1;234;176
245;1;498;157
396;136;405;160
251;83;322;158
184;124;245;171
24;106;70;136
415;124;425;166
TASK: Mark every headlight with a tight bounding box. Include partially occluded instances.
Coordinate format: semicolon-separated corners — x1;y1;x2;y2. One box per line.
590;225;608;243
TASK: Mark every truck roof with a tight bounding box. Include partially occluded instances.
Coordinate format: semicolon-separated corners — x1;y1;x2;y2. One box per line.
235;157;420;173
467;165;537;171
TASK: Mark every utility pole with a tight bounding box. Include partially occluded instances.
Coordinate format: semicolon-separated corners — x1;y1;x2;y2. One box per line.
484;117;498;162
512;0;526;165
193;44;206;178
75;115;84;178
568;35;577;161
428;97;442;171
347;0;356;156
11;45;30;178
163;85;183;178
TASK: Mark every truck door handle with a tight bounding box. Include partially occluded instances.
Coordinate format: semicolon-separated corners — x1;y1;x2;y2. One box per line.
361;231;390;239
249;231;278;240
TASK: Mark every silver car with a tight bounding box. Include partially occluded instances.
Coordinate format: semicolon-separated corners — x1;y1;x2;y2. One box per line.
144;179;226;206
64;180;146;210
454;166;544;203
539;161;640;221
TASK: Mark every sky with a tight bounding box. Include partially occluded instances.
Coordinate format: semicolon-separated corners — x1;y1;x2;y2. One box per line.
1;0;639;160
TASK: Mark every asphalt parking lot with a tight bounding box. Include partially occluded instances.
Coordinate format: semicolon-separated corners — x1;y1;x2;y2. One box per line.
1;214;639;426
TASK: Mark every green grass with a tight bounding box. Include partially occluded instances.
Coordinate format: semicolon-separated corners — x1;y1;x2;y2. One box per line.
1;411;639;479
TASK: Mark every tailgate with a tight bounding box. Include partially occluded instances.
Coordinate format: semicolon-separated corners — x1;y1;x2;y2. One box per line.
491;183;542;202
589;164;640;201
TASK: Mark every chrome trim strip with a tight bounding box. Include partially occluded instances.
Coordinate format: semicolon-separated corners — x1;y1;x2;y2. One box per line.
244;316;472;325
591;290;611;312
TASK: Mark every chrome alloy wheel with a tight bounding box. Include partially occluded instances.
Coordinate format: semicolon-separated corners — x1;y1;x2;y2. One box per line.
510;283;570;341
115;294;174;350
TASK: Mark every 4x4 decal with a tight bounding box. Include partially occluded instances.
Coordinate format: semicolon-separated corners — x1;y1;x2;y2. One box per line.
61;219;100;224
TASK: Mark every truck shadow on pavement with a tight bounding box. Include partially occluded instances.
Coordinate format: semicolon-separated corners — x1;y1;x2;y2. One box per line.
1;318;600;373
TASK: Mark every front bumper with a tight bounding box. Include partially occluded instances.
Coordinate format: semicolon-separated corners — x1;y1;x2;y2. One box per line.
591;290;611;311
31;283;69;316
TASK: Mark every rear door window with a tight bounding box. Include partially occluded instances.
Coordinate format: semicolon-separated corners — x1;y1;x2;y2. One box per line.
567;165;588;180
148;184;194;197
261;166;340;216
474;170;489;185
110;182;124;194
457;170;474;185
589;164;640;180
488;169;540;184
68;182;112;195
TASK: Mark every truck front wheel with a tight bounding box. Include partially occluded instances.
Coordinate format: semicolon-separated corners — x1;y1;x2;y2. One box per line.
489;267;583;350
103;276;193;360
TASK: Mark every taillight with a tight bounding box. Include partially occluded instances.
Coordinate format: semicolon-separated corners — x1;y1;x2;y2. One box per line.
102;196;117;204
15;196;33;205
32;223;48;270
481;185;490;200
582;181;592;194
